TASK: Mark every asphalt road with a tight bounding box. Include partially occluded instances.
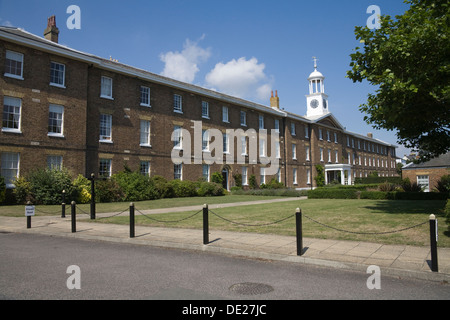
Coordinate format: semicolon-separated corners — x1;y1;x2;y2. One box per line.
1;232;449;305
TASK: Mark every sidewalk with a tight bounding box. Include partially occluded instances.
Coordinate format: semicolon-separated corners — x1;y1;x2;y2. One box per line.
1;203;449;283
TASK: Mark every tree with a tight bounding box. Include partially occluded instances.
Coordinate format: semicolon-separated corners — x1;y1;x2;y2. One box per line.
347;0;450;162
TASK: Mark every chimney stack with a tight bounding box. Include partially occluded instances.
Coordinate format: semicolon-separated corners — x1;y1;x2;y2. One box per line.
270;90;280;109
44;15;59;43
367;133;373;139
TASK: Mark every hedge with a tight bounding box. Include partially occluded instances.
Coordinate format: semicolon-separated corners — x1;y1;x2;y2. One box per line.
359;191;448;201
445;199;450;233
307;188;358;199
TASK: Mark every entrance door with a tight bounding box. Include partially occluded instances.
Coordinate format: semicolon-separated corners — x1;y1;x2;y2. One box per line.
222;168;229;191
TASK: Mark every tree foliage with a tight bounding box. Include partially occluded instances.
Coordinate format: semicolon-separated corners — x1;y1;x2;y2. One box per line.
347;0;450;162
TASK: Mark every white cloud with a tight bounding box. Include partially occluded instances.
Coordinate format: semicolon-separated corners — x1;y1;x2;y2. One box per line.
0;18;14;27
205;57;272;101
160;36;211;83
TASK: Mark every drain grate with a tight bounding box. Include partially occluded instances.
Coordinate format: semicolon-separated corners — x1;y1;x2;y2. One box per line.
229;282;274;296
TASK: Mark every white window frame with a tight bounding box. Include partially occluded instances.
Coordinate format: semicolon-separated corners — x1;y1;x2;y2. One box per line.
260;167;266;185
140;86;151;107
259;115;264;129
293;168;298;185
50;61;66;88
223;133;229;153
174;94;183;113
242;167;248;186
99;159;112;178
174;164;183;180
202;129;210;152
202;101;209;119
140;161;150;176
305;146;310;161
1;152;20;188
2;96;22;133
291;123;296;136
240;111;247;126
100;76;113;99
417;175;430;192
173;125;182;149
47;155;63;170
48;104;64;137
4;50;24;80
222;106;229;123
292;144;297;160
140;120;151;147
99;114;112;143
202;164;210;182
274;119;280;133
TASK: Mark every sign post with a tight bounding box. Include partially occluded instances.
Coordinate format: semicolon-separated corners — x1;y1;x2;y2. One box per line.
25;203;35;229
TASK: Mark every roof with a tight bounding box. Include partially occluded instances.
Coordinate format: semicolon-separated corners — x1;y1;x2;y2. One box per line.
0;26;397;148
402;152;450;170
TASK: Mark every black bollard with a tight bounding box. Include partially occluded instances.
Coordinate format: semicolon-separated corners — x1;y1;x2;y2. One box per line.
203;204;209;245
130;203;135;238
71;201;76;233
429;214;438;272
296;208;303;256
61;189;66;218
90;173;96;220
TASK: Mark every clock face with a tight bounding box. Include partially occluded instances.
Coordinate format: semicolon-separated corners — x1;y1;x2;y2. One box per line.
310;99;319;109
323;99;327;109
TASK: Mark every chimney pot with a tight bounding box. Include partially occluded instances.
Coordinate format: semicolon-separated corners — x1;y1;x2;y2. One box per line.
44;15;59;43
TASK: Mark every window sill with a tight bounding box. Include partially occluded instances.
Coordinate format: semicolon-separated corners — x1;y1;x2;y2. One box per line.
4;73;24;80
140;103;151;108
140;144;152;148
48;133;65;138
100;95;114;100
2;128;22;134
99;139;113;144
50;83;66;89
174;110;183;114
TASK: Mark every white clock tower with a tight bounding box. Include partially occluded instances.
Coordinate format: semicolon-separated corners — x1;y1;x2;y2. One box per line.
306;57;329;118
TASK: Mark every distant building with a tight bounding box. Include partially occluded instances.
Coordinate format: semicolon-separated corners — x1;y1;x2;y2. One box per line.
0;17;398;190
402;152;450;192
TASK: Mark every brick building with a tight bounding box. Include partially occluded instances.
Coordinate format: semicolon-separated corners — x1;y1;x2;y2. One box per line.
402;152;450;192
0;17;398;190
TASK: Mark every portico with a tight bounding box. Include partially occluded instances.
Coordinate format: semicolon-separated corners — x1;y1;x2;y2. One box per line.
325;164;352;185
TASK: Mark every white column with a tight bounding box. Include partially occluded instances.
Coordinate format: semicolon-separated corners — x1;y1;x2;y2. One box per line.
340;169;345;185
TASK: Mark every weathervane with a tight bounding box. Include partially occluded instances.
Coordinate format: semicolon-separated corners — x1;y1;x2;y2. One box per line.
312;56;318;69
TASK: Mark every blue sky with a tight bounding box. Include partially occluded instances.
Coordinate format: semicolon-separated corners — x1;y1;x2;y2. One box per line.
0;0;412;156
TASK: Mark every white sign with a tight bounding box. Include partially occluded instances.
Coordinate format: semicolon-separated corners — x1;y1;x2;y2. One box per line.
25;205;35;217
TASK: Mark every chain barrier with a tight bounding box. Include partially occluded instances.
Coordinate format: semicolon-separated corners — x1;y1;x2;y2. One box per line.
135;208;203;223
34;206;62;215
302;213;428;235
74;205;90;216
208;209;295;227
96;207;129;220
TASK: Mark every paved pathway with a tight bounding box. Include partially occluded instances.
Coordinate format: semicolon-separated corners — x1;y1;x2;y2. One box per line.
1;197;449;283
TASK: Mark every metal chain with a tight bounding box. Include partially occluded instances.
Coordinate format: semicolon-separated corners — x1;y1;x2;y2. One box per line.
136;208;202;223
96;208;129;220
208;209;295;227
303;214;428;235
74;205;90;216
35;207;62;215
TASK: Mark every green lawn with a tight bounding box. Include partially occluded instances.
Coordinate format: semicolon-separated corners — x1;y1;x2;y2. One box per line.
101;198;449;247
1;196;448;247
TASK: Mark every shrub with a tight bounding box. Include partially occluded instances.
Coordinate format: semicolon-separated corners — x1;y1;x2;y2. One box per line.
233;173;242;188
249;175;257;189
95;179;124;203
112;170;152;202
0;176;6;204
378;182;396;192
73;174;91;204
401;178;422;192
149;176;174;199
211;172;224;185
260;178;285;189
197;181;225;197
435;175;450;193
445;199;450;233
169;179;197;198
314;165;325;187
14;168;77;205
